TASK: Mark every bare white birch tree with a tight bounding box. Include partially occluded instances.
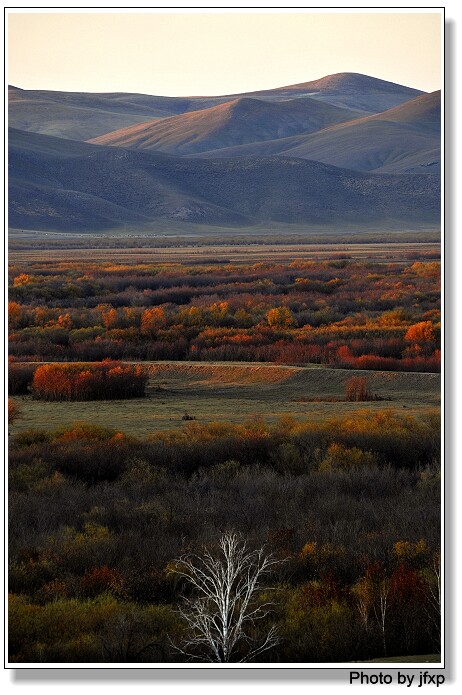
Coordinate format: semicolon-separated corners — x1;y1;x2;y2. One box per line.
422;550;441;644
170;531;281;662
374;578;390;657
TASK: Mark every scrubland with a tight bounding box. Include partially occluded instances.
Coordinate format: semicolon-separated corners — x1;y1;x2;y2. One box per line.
7;246;441;663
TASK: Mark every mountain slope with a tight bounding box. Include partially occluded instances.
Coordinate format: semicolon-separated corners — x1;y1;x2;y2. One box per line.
88;96;364;155
8;86;203;140
195;91;441;175
243;72;424;113
274;90;441;174
9;73;423;142
8;128;250;229
9;128;440;233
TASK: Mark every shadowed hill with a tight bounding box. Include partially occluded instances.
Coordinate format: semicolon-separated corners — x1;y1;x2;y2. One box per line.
88;96;364;155
8;86;227;141
9;127;440;232
366;89;441;132
276;90;441;174
8;128;250;229
195;91;441;175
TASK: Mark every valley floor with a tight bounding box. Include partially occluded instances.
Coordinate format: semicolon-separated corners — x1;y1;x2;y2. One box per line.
10;361;440;438
8;237;441;265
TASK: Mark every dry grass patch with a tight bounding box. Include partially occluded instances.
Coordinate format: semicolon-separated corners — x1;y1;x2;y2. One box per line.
9;361;440;439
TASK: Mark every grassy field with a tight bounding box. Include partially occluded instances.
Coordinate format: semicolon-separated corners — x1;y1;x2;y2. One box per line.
10;361;441;438
8;240;440;264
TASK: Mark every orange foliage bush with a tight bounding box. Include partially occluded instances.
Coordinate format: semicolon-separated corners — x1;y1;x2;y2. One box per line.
266;306;296;329
404;321;435;343
140;307;166;335
31;361;148;401
81;566;125;598
344;376;370;402
8;302;22;328
8;398;21;425
13;274;32;286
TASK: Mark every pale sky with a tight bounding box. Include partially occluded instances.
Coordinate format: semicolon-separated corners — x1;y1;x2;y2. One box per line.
7;10;442;96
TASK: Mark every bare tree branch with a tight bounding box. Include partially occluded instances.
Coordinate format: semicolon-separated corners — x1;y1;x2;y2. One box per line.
169;531;281;662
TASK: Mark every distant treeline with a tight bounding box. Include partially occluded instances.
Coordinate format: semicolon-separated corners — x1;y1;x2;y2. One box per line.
8;231;441;250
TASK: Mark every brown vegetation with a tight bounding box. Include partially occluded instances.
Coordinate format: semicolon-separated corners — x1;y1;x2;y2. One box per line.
31;361;148;401
345;376;371;402
8;409;440;662
8;398;21;425
7;250;441;663
8;257;440;372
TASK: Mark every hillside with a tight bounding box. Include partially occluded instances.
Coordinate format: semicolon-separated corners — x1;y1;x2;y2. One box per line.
8;73;440;234
195;91;441;175
8;85;227;141
88;96;363;155
243;72;424;113
9;127;440;232
278;90;441;174
9;73;422;142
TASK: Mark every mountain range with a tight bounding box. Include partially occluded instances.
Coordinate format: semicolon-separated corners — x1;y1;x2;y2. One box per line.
8;72;441;234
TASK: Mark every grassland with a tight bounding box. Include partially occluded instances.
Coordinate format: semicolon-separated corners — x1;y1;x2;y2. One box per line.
8;238;441;264
10;361;440;438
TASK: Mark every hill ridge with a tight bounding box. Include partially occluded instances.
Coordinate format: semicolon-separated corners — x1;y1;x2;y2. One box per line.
9;126;440;233
87;95;364;155
9;72;424;141
193;91;441;175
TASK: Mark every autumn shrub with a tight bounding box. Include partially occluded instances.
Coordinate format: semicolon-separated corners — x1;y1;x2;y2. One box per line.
319;443;377;472
10;429;53;448
269;443;308;475
278;584;358;662
8;362;38;394
81;565;126;599
9;556;60;597
9;427;132;485
344;376;371;402
43;441;131;483
291;410;440;471
8;398;21;425
8;594;178;663
386;564;433;656
31;361;148;400
392;538;429;568
10;422;122;447
8;458;55;493
404;321;436;343
7;416;441;662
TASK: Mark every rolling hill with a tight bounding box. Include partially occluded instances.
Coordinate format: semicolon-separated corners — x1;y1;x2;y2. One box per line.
88;96;364;155
8;73;440;235
8;86;227;141
238;72;424;113
9;72;422;142
9;127;440;233
272;90;441;174
194;91;441;175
